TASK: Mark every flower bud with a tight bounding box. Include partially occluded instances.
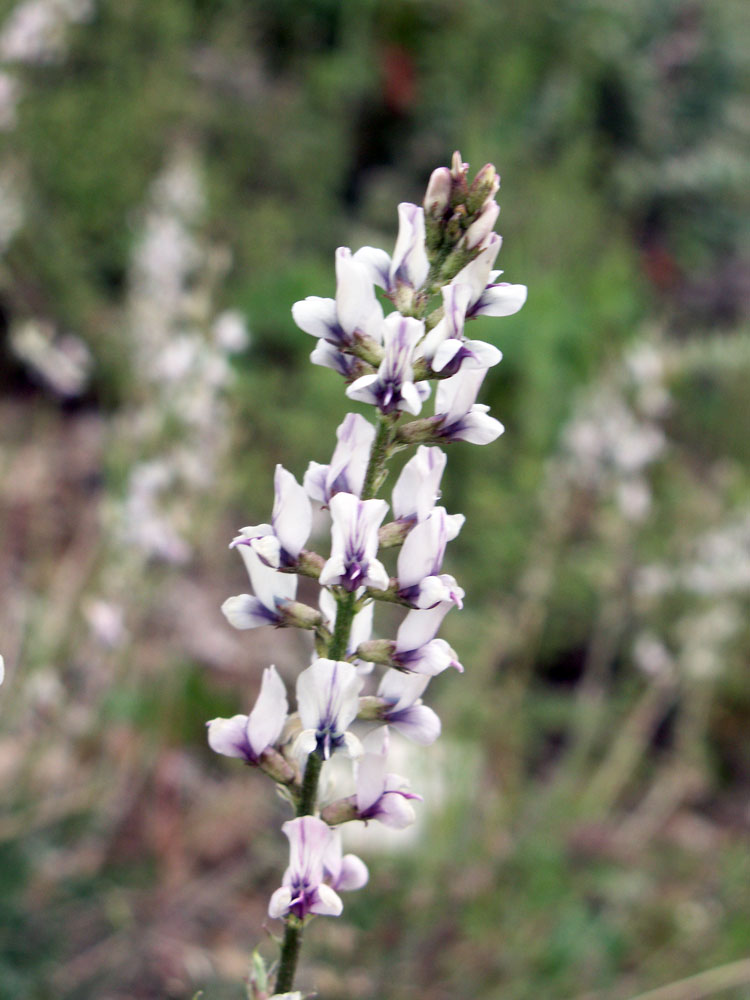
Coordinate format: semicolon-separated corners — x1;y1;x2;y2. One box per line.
451;150;469;184
320;796;359;826
276;599;324;630
295;549;326;579
259;747;297;785
467;162;500;214
357;695;386;720
423;166;452;220
378;519;413;548
461;200;499;250
356;639;397;665
437;245;474;285
445;207;467;244
396;416;443;445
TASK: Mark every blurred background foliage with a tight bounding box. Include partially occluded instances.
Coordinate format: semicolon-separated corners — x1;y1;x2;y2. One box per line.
0;0;749;997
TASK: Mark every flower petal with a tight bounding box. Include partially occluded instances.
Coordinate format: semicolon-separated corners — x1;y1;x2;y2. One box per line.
221;594;277;629
268;886;293;919
356;749;388;813
336;247;383;342
206;714;252;759
310;883;343;917
352;245;392;290
346;374;380;407
273;465;312;560
247;665;288;758
337;854;369;891
375;792;417;829
378;668;430;711
291;296;340;341
388;704;441;745
391;446;446;523
472;282;527;318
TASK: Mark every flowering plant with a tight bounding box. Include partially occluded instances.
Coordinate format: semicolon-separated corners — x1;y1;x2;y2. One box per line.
207;152;526;996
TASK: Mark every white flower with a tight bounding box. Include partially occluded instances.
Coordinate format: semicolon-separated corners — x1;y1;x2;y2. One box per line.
207;665;288;763
319;493;390;592
296;659;364;760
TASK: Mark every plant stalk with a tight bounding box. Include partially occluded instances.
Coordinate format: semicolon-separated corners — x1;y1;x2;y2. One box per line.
275;419;391;994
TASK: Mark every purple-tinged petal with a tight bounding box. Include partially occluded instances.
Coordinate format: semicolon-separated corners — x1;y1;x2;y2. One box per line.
247;665;288;758
337;854;369;891
432;338;502;375
206;714;252;759
400;637;463;675
449;407;505;445
231;523;273;547
335;247;383;342
221;594;278;629
309;338;357;376
324;413;375;500
423;166;452;218
419;283;473;367
377;668;442;743
471;282;527;318
319;555;347;589
397;526;438;591
348;313;425;416
395;603;454;651
321;493;389;592
250;534;282;569
309;883;343;917
237;544;297;611
303;461;329;503
271;817;345;920
435;368;487;425
272;465;312;561
378;668;430;711
462;340;503;368
323;829;369;891
399;380;423;416
231;524;282;569
433;370;505;445
268;886;293;919
412;574;465;610
292;296;342;342
352;245;392;291
373;789;418;829
391;446;446;524
297;659;364;759
284;816;330;885
356;747;389;814
353;730;420;827
391;203;429;291
346;373;380;407
365;557;390;592
387;704;441;745
396;508;454;591
451;233;502;308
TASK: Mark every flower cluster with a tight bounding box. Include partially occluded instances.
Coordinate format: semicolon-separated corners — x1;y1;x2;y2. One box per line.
207;152;526;996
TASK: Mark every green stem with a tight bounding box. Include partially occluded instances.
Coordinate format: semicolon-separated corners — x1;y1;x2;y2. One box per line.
329;590;357;660
275;414;393;995
361;416;391;499
275;918;303;994
297;749;323;817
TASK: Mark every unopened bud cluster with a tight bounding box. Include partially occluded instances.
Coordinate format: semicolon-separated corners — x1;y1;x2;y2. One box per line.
207;152;526;994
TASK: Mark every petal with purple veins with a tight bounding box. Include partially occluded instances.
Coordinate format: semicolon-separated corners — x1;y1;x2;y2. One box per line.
206;714;252;759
